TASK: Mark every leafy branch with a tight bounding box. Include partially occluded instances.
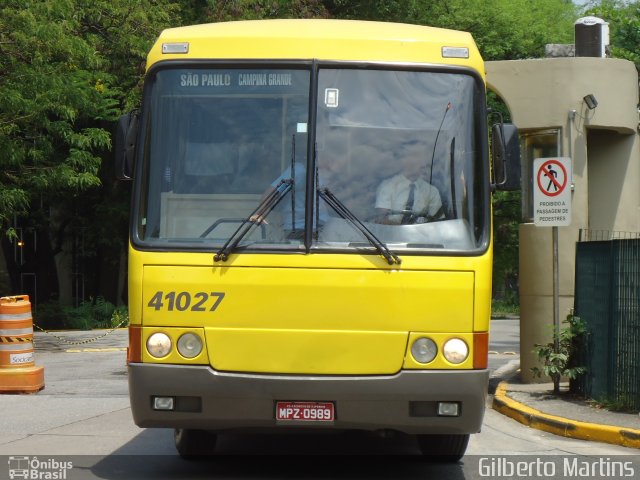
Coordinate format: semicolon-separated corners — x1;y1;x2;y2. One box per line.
531;314;588;395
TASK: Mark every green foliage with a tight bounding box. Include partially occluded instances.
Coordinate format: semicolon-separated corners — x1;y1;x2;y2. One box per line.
34;301;68;330
492;296;520;318
110;305;130;329
65;297;129;330
37;297;129;330
179;0;329;23
492;190;521;300
75;0;179;109
63;301;97;330
587;0;640;69
589;395;639;414
490;89;518;302
324;0;577;60
531;314;588;395
0;0;176;237
0;1;108;231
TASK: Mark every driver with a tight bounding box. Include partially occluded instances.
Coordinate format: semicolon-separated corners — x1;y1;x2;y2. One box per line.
374;139;443;225
249;133;347;239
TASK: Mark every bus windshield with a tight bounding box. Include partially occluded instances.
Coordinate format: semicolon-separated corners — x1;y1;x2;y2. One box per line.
136;65;487;253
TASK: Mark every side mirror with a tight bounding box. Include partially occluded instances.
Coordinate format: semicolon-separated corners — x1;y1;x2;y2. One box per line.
114;113;139;180
492;123;521;191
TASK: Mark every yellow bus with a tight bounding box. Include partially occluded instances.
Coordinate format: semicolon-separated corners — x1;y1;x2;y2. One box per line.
116;19;519;460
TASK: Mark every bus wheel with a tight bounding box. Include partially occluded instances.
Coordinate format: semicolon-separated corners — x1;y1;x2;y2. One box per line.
174;428;217;458
416;433;469;462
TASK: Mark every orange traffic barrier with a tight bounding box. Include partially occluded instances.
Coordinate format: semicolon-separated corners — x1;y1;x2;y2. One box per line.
0;295;44;393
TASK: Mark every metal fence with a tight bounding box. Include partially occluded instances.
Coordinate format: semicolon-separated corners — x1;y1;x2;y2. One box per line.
572;231;640;410
578;229;640;242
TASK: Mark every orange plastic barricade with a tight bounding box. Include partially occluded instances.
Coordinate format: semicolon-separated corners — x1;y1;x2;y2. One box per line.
0;295;45;393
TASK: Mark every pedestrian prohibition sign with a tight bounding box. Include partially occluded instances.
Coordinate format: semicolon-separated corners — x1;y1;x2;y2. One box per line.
533;157;572;226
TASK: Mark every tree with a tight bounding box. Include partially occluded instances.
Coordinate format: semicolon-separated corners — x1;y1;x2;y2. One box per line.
68;1;178;306
0;1;111;233
324;0;577;60
0;1;114;304
531;314;588;394
0;0;175;309
176;0;329;23
586;0;640;69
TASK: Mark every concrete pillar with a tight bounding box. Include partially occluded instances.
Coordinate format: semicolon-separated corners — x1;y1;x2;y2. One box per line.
487;58;639;382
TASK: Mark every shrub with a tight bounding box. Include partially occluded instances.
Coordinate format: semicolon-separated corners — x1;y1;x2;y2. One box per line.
531;314;588;394
35;297;128;330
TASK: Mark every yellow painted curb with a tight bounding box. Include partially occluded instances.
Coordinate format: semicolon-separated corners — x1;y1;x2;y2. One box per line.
493;381;640;449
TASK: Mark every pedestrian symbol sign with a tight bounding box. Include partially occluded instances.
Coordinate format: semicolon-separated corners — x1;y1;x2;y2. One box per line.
533;157;572;226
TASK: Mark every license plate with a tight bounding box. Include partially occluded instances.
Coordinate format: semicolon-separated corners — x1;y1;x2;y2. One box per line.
275;401;335;422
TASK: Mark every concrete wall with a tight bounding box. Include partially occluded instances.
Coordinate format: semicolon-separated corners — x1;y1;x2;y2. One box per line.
486;57;640;382
587;130;640;232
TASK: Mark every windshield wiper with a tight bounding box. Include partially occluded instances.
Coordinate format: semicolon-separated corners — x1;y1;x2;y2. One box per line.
214;179;293;262
318;187;401;265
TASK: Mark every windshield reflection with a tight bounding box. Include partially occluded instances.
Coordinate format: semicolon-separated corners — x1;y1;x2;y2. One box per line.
313;69;481;251
137;66;485;253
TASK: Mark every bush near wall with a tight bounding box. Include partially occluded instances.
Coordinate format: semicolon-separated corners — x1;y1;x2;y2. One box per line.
35;297;128;330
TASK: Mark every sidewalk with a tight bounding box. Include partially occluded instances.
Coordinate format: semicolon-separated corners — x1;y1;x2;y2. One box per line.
493;372;640;450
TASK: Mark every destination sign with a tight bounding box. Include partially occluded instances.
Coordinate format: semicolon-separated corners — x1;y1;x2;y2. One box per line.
179;72;294;88
160;69;309;94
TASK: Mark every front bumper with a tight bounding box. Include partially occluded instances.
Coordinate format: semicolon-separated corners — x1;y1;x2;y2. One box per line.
128;363;488;435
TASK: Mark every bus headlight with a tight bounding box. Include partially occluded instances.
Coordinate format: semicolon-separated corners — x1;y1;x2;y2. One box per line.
147;332;172;358
443;338;469;364
177;333;203;358
411;337;438;364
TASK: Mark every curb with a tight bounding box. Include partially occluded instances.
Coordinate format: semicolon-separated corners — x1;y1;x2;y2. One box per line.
492;381;640;450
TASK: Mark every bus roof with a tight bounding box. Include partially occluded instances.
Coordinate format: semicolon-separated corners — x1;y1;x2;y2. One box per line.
148;19;484;76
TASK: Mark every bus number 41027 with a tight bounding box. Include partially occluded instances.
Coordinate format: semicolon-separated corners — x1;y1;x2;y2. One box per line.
147;291;225;312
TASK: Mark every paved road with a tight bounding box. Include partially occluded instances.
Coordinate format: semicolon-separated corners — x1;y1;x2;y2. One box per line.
1;320;637;480
488;318;519;382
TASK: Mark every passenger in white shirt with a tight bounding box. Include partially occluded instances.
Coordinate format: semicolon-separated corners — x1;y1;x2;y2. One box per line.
375;140;443;225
